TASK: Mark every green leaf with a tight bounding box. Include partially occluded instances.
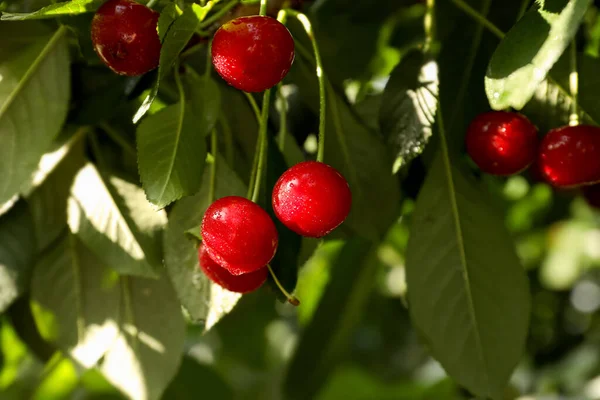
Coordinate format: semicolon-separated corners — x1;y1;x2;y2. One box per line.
0;23;70;206
163;155;246;329
31;235;186;400
216;85;259;181
69;67;135;125
380;50;438;173
20;127;85;197
184;72;221;136
157;3;181;42
405;150;531;400
162;356;233;400
0;201;36;313
284;237;379;400
98;273;186;400
134;3;213;123
521;77;575;133
31;234;121;368
137;101;208;208
485;0;591;110
294;240;345;325
68;163;167;278
316;366;452;400
0;0;102;20
326;89;401;240
26;138;86;251
546;52;600;124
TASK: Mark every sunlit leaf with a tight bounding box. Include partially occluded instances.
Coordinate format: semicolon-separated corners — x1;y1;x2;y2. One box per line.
0;23;70;206
485;0;591;110
0;0;102;20
0;201;36;313
380;50;438;173
26;139;86;251
98;271;186;400
31;234;120;368
68;164;167;278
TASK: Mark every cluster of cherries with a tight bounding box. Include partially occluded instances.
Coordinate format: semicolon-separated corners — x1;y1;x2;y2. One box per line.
90;0;351;295
90;0;296;92
466;111;600;201
200;161;351;294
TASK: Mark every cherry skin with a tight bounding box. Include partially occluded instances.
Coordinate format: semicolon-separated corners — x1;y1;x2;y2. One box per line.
211;16;295;92
465;111;538;176
272;161;352;238
91;0;161;76
198;245;267;293
201;196;278;275
538;125;600;188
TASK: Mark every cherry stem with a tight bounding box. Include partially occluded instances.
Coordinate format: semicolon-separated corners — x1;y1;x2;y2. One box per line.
284;9;326;163
277;83;288;152
267;264;300;306
208;129;218;204
259;0;267;16
244;92;262;121
250;89;272;203
569;40;579;126
450;0;504;39
146;0;159;9
423;0;435;53
199;0;240;29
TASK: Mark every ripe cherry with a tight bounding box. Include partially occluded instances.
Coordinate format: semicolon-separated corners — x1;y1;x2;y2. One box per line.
211;16;295;92
201;196;278;275
91;0;161;76
272;161;352;238
538;125;600;188
465;111;538;176
198;245;267;293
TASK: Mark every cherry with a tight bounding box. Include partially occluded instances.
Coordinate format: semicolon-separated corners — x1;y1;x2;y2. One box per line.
201;196;278;275
272;161;352;238
538;125;600;188
198;245;267;293
211;16;295;92
91;0;161;76
465;111;538;176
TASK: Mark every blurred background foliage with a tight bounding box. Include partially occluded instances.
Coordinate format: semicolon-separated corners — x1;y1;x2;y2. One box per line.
3;0;600;399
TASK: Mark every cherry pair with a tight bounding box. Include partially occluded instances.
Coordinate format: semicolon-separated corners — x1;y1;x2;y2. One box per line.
466;111;600;189
91;0;295;93
199;161;352;293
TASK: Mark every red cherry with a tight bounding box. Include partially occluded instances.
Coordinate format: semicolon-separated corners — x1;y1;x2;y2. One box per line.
211;16;295;92
465;111;538;176
198;245;267;293
91;0;161;76
272;161;352;238
201;196;278;275
538;125;600;188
